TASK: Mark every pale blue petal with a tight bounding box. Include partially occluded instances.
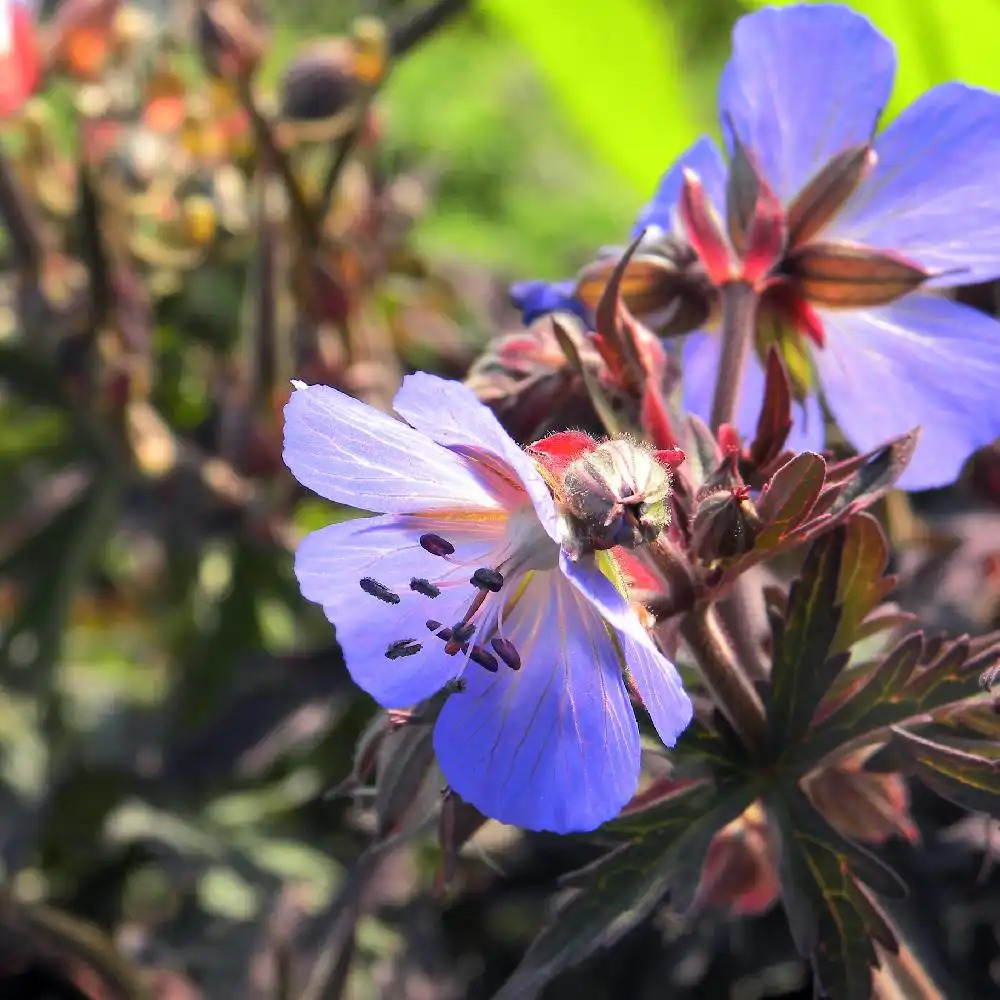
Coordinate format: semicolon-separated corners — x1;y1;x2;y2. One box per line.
393;373;560;541
826;84;1000;284
296;513;503;707
632;136;728;237
434;569;640;833
559;553;692;747
718;5;895;203
681;331;825;453
814;294;1000;490
283;382;500;514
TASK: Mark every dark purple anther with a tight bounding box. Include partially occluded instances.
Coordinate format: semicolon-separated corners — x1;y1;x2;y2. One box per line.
425;619;444;632
410;577;441;598
470;567;504;593
491;637;521;671
419;533;455;557
360;577;401;605
469;646;500;672
385;639;421;659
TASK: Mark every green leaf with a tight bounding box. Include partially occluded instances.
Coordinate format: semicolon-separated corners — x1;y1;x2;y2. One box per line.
825;431;919;518
832;513;894;655
0;344;119;465
886;728;1000;819
492;783;753;1000
170;539;278;731
483;0;698;193
0;472;122;707
768;527;846;751
769;786;899;1000
374;722;438;839
8;897;149;1000
791;634;999;772
755;451;826;546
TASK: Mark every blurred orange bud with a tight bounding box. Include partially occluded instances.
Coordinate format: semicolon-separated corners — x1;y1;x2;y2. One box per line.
693;802;780;916
142;61;187;132
805;748;919;845
41;0;119;80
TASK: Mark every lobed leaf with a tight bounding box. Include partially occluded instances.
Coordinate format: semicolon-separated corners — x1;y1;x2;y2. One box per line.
885;728;1000;819
491;783;753;1000
755;451;826;545
769;785;900;1000
832;512;894;655
792;633;999;772
768;526;846;752
747;345;793;472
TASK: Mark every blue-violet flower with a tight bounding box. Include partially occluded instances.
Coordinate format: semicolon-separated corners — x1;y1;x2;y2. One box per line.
515;3;1000;490
282;373;692;833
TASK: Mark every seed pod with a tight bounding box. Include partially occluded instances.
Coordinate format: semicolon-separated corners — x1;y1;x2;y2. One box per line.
563;438;672;552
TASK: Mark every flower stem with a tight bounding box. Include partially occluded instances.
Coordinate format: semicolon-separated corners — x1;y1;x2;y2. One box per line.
681;603;766;753
709;280;759;432
646;537;766;751
718;570;768;682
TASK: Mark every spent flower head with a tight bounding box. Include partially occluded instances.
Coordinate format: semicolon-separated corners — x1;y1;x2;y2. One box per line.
282;373;692;833
514;3;1000;490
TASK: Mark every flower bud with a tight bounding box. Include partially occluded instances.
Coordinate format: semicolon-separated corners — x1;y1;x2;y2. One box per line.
563;438;672;551
277;20;387;144
691;485;761;562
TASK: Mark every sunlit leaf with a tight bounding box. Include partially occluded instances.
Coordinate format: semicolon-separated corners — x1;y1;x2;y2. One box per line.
832;512;894;654
483;0;698;193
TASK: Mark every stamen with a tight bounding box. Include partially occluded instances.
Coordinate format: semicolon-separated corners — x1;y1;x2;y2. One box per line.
443;621;476;657
360;577;401;605
451;622;476;644
386;639;421;659
471;567;504;593
469;646;499;672
425;619;444;632
491;637;521;671
419;533;455;557
410;577;441;598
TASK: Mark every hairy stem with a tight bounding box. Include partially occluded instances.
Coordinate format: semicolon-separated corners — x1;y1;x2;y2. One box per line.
709;280;759;432
681;604;766;753
646;537;765;749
